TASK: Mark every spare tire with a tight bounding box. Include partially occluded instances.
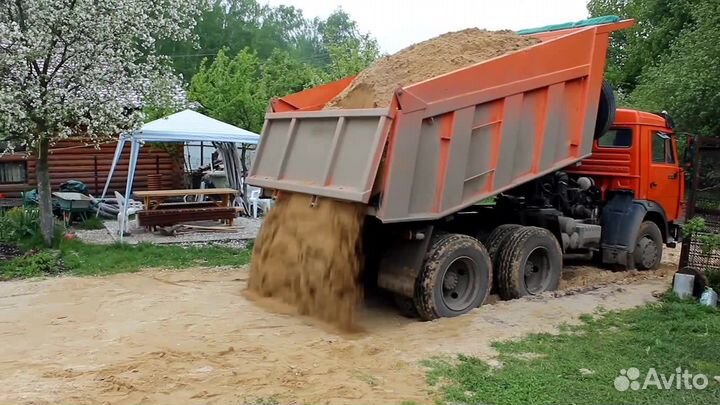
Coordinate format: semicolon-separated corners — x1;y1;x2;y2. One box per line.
594;80;616;139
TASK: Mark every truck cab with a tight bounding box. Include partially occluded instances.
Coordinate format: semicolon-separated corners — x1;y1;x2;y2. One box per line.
568;108;685;245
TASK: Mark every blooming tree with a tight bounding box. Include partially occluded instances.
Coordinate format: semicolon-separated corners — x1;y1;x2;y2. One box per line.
0;0;200;245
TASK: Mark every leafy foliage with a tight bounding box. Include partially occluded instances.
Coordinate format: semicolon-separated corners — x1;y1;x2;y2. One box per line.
0;0;200;150
0;0;201;246
189;43;377;133
682;216;720;263
682;217;707;238
588;0;720;136
0;207;65;247
588;0;695;95
706;269;720;294
0;208;41;242
629;0;720;137
157;1;380;82
189;49;266;132
183;5;379;133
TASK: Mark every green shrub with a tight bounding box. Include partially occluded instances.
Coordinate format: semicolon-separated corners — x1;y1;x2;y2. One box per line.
0;250;66;280
0;207;41;242
706;269;720;292
0;207;65;247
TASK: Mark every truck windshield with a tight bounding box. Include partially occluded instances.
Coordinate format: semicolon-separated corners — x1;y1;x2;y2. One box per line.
597;128;632;148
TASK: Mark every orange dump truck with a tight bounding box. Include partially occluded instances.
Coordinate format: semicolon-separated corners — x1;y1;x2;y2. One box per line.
248;19;684;320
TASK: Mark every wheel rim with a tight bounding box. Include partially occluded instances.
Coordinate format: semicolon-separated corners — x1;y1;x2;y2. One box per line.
441;256;478;311
637;236;658;268
524;247;551;295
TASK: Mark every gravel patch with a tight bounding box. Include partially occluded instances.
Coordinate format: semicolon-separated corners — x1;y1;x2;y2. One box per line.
75;217;262;246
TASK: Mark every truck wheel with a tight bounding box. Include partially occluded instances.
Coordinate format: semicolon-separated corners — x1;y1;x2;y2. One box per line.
484;224;522;295
497;227;562;299
634;221;663;270
486;224;523;266
414;233;492;321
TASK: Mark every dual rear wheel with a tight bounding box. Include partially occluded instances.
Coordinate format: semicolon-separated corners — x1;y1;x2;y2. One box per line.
400;226;562;321
397;220;662;320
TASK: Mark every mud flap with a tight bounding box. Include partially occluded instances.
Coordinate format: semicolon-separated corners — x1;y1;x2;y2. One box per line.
376;225;433;298
600;192;647;268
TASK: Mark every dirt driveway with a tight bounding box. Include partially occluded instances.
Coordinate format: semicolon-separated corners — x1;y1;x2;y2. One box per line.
0;253;678;405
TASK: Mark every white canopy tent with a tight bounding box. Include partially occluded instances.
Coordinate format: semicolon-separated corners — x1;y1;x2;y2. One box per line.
100;109;260;238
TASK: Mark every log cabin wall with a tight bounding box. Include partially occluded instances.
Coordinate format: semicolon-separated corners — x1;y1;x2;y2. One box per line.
0;139;184;198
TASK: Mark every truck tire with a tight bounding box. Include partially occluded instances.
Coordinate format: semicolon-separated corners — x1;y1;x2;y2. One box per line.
486;224;523;265
484;224;522;294
496;226;562;299
414;233;492;321
634;221;663;270
594;80;616;138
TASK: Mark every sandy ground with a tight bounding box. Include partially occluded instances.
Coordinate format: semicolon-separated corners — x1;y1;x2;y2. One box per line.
0;250;678;405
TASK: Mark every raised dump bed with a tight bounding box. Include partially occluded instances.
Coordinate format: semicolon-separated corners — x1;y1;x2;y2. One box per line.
248;20;634;223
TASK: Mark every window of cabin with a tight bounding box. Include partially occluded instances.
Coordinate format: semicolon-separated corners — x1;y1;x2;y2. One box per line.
652;132;675;164
597;128;633;148
0;161;28;184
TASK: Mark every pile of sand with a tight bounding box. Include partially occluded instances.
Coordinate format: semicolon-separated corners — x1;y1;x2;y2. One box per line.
248;28;539;330
247;193;365;329
327;28;540;108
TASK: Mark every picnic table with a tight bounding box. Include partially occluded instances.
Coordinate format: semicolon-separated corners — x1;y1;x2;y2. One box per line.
133;188;239;229
134;188;238;209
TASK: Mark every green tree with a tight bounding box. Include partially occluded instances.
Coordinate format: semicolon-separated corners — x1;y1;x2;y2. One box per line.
318;9;380;80
0;0;198;246
587;0;695;95
325;37;380;80
158;3;379;83
588;0;719;136
189;49;266;133
630;0;720;136
259;50;325;99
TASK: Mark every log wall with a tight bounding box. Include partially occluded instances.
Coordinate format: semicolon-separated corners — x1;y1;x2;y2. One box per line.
0;139;184;198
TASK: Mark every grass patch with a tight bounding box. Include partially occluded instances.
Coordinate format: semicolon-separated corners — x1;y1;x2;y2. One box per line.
75;216;105;230
0;250;65;281
60;239;250;276
0;239;250;279
425;296;720;405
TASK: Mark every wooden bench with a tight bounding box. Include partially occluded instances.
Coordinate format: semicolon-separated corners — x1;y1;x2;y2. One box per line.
154;201;217;210
138;207;237;229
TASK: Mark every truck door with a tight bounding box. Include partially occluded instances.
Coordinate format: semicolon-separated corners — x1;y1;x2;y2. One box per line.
647;131;682;221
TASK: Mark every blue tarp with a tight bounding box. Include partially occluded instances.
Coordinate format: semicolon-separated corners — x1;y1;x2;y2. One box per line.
517;15;621;35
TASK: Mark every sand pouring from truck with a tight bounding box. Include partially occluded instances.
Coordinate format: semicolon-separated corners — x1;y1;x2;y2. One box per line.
247;17;684;323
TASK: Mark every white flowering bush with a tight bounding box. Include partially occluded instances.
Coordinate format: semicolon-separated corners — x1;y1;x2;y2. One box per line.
0;0;200;244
